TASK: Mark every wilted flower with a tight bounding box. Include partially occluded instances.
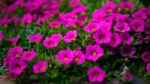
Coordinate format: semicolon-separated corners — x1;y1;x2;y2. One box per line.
55;50;74;65
93;30;112;44
33;60;48;74
63;30;77;43
22;50;37;62
28;33;43;43
87;66;106;82
74;50;85;65
120;45;136;58
141;51;150;63
85;44;104;62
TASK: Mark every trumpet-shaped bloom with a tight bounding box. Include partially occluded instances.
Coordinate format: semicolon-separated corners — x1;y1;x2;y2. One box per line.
33;60;48;74
85;45;104;62
22;50;37;62
63;30;77;43
74;50;85;65
141;51;150;63
87;66;106;82
55;50;74;65
28;33;43;43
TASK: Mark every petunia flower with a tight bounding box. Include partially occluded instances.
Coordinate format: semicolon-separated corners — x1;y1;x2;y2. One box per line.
132;11;147;20
74;50;85;65
69;0;80;7
141;51;150;63
123;70;133;81
63;30;77;43
22;50;37;62
8;60;26;75
102;2;116;12
144;23;150;35
114;21;130;32
49;21;61;28
93;30;112;44
92;9;106;22
28;33;43;43
109;33;122;48
130;19;144;32
146;63;150;73
83;22;100;33
85;44;104;62
118;1;135;11
87;66;106;82
43;37;59;49
55;50;74;65
33;60;48;74
120;33;132;45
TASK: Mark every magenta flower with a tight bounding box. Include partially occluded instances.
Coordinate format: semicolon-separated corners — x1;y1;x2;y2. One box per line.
123;70;133;81
132;11;147;20
83;22;100;33
74;50;85;65
114;22;130;32
102;2;116;12
87;66;106;82
69;0;80;7
141;51;150;63
21;13;33;24
92;9;106;22
99;19;112;31
49;21;61;28
7;36;19;43
33;60;48;74
63;30;77;43
22;50;37;62
85;44;104;62
7;46;23;60
118;1;135;11
120;45;136;58
55;50;74;65
71;5;87;14
60;13;77;27
93;30;112;44
120;33;132;45
0;31;4;41
109;33;122;48
8;60;26;75
28;33;43;43
50;33;63;41
130;19;144;32
146;63;150;73
43;37;59;49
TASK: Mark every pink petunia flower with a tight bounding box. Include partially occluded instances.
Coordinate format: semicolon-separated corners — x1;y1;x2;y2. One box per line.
63;30;77;43
123;70;133;81
93;30;112;44
28;33;43;43
85;44;104;62
8;60;26;75
69;0;80;7
141;51;150;63
102;2;116;12
49;21;61;28
7;36;19;43
92;9;106;22
114;21;130;32
87;66;106;82
7;46;23;60
109;33;122;48
55;50;74;65
120;33;132;45
130;19;144;32
74;50;85;65
43;37;59;49
22;50;37;62
83;22;100;33
21;13;33;24
146;63;150;73
33;60;48;74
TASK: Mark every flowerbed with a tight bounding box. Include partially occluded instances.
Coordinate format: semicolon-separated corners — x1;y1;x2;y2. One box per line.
0;0;150;83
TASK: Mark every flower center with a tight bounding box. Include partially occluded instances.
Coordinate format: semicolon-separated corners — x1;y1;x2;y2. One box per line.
15;65;21;70
92;51;97;56
99;34;105;39
75;57;80;62
90;26;96;31
63;56;68;61
93;72;99;77
111;38;116;43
